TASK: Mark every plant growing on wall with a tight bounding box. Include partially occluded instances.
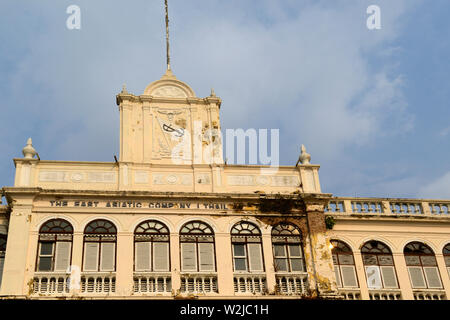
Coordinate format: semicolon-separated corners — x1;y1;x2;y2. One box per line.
325;216;336;230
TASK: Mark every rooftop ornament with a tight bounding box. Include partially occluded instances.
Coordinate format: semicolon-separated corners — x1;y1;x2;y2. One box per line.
22;138;39;159
296;144;311;166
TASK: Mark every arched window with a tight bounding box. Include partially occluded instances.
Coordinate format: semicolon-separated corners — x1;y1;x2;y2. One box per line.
179;221;215;272
331;240;358;288
404;242;442;289
361;241;398;289
0;234;7;285
271;223;305;273
134;220;170;272
36;219;73;272
83;219;117;272
444;244;450;279
231;221;264;272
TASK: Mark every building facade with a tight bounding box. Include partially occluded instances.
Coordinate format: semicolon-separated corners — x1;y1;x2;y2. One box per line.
0;70;449;300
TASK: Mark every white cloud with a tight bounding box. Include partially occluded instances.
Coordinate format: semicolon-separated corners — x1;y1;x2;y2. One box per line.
418;172;450;199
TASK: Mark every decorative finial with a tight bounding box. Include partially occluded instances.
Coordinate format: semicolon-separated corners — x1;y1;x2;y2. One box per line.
164;0;171;71
210;88;216;97
121;84;128;94
296;144;311;166
22;138;37;159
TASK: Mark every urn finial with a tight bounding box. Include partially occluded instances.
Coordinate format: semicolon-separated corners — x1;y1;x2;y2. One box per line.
22;138;37;159
299;144;311;165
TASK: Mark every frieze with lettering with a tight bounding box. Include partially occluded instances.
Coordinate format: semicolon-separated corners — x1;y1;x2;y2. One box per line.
48;200;229;210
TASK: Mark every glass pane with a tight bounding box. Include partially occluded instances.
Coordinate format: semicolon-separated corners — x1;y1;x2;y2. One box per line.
275;258;288;272
362;254;377;265
40;242;53;255
233;244;245;257
378;255;393;266
274;245;286;257
288;244;301;257
234;258;247;271
421;255;437;266
338;254;354;265
38;257;52;271
444;256;450;267
405;255;421;266
290;258;304;272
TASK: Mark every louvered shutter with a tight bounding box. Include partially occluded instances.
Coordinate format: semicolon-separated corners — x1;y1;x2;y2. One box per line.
334;266;342;288
153;242;169;271
248;243;263;272
0;257;4;285
83;243;99;271
341;266;358;288
381;266;398;288
408;266;426;288
198;243;215;272
181;243;196;271
100;242;115;271
423;267;442;289
135;242;151;271
54;242;71;272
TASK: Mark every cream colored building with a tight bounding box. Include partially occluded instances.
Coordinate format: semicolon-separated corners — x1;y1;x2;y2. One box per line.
0;70;449;300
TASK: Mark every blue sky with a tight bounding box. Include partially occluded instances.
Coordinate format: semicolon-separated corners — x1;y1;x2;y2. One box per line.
0;0;449;199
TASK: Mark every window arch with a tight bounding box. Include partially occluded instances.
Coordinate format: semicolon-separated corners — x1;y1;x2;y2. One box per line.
271;223;305;273
134;220;170;272
404;242;442;289
331;240;358;288
0;234;7;286
231;221;264;272
36;219;73;272
179;221;215;272
444;244;450;279
361;241;399;289
83;219;117;272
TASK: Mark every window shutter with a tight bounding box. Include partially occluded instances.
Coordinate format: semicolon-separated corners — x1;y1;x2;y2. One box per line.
341;266;358;288
135;242;151;271
248;243;263;272
153;242;169;271
380;266;398;288
334;266;342;288
0;257;4;285
100;243;115;271
198;243;215;272
181;243;196;271
83;243;99;271
54;242;71;272
447;267;450;279
408;266;426;288
423;267;442;289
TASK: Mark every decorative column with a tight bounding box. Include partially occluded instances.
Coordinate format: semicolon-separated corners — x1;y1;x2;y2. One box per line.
70;231;84;295
170;233;181;294
0;188;39;296
261;232;276;293
115;232;134;296
353;252;370;300
392;252;414;300
303;194;340;298
215;233;234;296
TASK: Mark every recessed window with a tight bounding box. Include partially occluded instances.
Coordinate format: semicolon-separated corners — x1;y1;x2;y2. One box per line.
331;240;359;288
83;220;117;272
134;220;170;272
271;223;305;273
36;219;73;272
179;221;216;272
404;242;443;289
361;241;398;289
231;221;264;273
